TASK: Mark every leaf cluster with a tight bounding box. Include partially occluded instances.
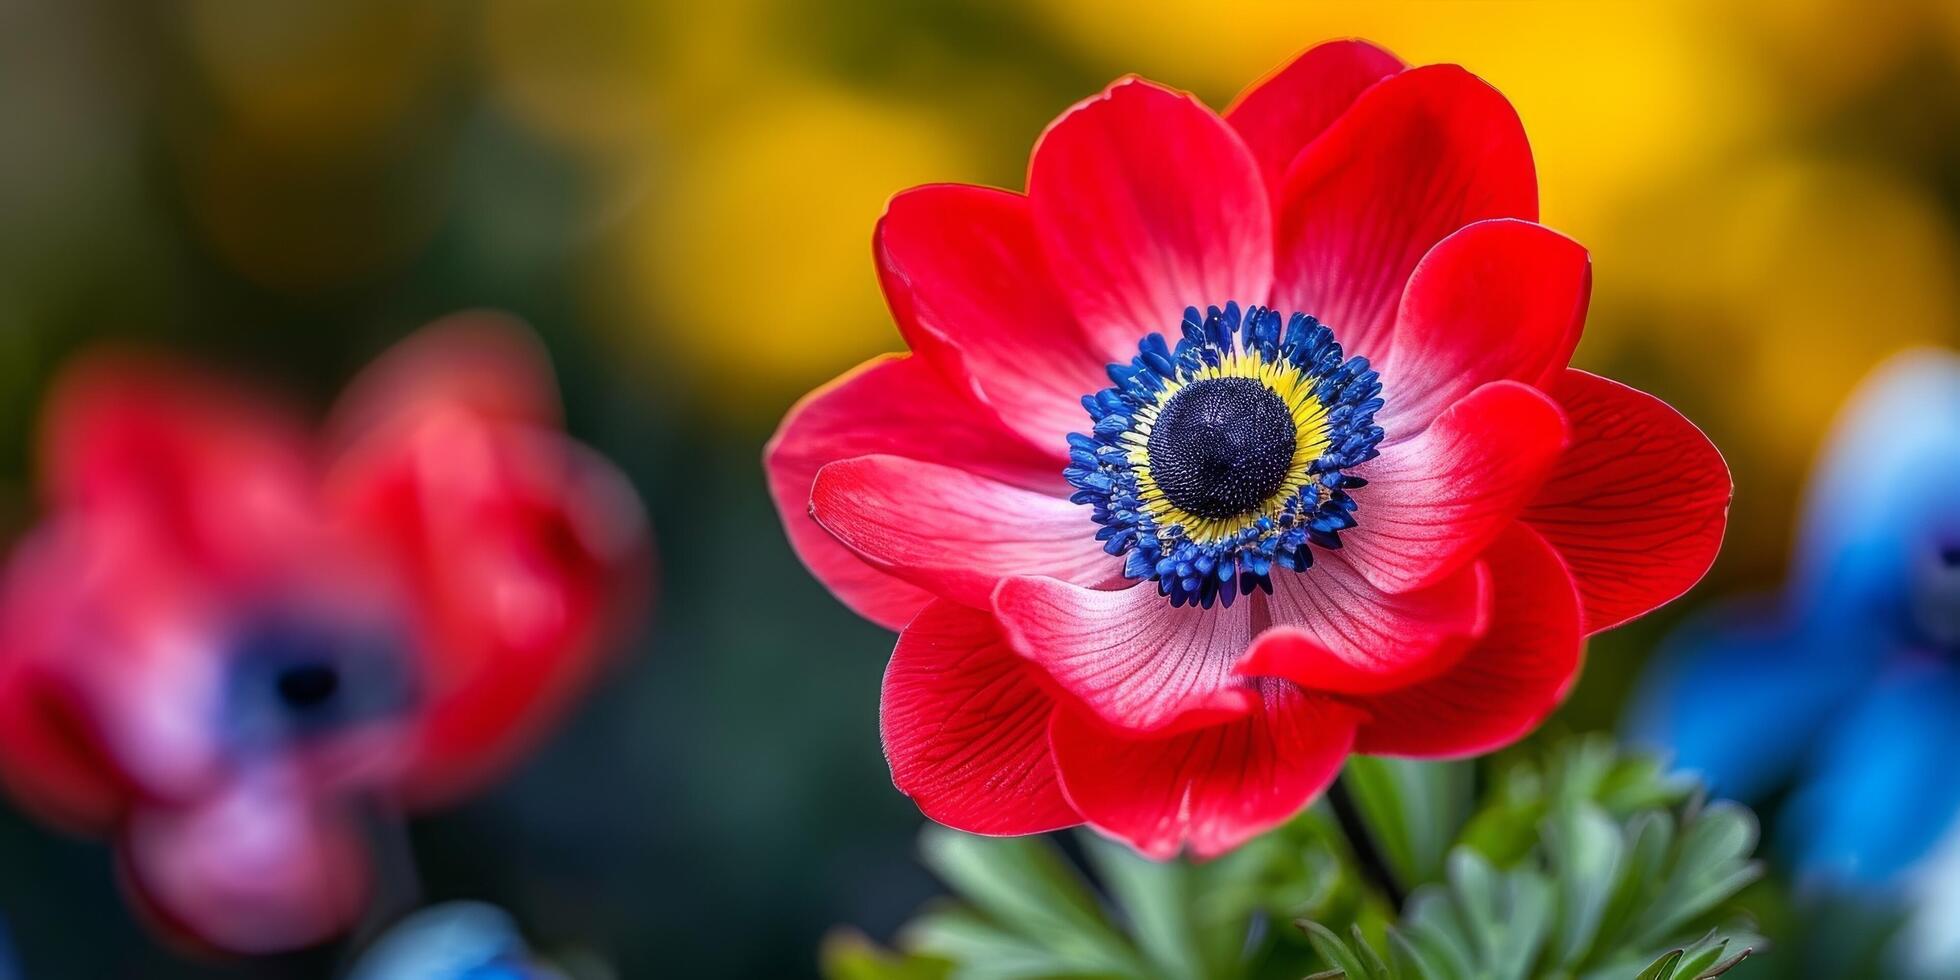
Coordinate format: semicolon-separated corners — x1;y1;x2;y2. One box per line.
825;736;1765;980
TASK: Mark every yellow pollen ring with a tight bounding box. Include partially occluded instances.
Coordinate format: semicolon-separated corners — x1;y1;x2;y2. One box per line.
1121;351;1332;545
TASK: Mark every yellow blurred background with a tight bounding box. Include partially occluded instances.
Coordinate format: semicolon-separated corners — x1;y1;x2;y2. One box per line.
24;0;1952;504
480;0;1960;579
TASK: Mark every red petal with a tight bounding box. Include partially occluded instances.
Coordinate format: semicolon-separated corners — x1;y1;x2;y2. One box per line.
1354;523;1583;757
0;655;128;830
1;355;315;826
1383;219;1591;431
993;577;1257;733
0;508;210;832
330;318;650;803
1273;65;1536;360
1029;77;1273;355
878;185;1111;450
882;600;1080;835
764;355;1058;629
1524;370;1731;633
1343;381;1568;594
1224;39;1404;189
326;311;561;446
1239;555;1490;694
330;412;651;806
1050;682;1360;859
39;354;316;580
812;455;1115;608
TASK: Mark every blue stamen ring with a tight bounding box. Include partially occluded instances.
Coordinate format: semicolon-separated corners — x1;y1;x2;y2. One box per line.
1063;302;1385;609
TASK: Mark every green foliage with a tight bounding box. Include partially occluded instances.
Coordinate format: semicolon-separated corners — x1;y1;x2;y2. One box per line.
1341;755;1474;887
824;815;1358;980
1305;737;1764;979
821;736;1765;980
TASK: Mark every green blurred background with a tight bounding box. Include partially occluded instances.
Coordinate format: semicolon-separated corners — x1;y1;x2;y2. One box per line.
2;0;1958;975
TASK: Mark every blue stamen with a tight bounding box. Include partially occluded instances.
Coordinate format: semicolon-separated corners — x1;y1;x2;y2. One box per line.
1064;303;1385;608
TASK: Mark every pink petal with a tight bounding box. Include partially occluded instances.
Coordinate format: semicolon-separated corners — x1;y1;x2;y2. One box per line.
1050;681;1360;859
764;354;1058;629
1238;555;1490;694
1224;39;1405;189
1029;77;1273;356
993;577;1257;733
1523;370;1732;633
811;455;1116;609
1354;523;1583;756
1272;65;1536;361
1342;381;1568;594
122;771;370;954
1382;219;1591;432
882;600;1080;835
878;184;1112;450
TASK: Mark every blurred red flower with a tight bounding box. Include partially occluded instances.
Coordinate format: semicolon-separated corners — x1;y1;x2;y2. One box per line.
0;313;650;953
768;40;1731;858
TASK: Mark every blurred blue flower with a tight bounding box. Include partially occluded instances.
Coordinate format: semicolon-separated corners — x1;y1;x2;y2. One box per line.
1629;349;1960;884
349;902;560;980
0;916;18;980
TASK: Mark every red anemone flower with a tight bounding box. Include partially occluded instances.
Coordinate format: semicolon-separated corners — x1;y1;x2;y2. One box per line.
0;314;650;952
767;40;1730;858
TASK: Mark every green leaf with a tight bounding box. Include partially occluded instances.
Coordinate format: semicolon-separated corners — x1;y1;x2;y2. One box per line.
1593;753;1695;814
1694;945;1755;978
1400;888;1479;979
1591;809;1673;954
1543;803;1623;967
916;828;1143;976
1632;949;1683;980
1671;935;1727;978
1444;850;1502;954
1384;927;1449;980
1078;833;1211;980
1490;870;1553;980
1349;923;1394;979
1435;850;1554;978
1300;921;1376;980
904;907;1089;979
1627;803;1762;949
1343;757;1473;887
1550;736;1619;808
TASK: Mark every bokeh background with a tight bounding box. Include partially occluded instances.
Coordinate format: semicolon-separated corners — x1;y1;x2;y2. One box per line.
3;0;1958;975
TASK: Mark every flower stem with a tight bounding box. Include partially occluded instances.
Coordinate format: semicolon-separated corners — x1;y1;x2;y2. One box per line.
1327;773;1406;911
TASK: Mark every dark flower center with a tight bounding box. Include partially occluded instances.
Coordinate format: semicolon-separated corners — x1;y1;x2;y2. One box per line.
226;612;415;744
1145;377;1296;520
275;662;341;710
1065;302;1382;608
